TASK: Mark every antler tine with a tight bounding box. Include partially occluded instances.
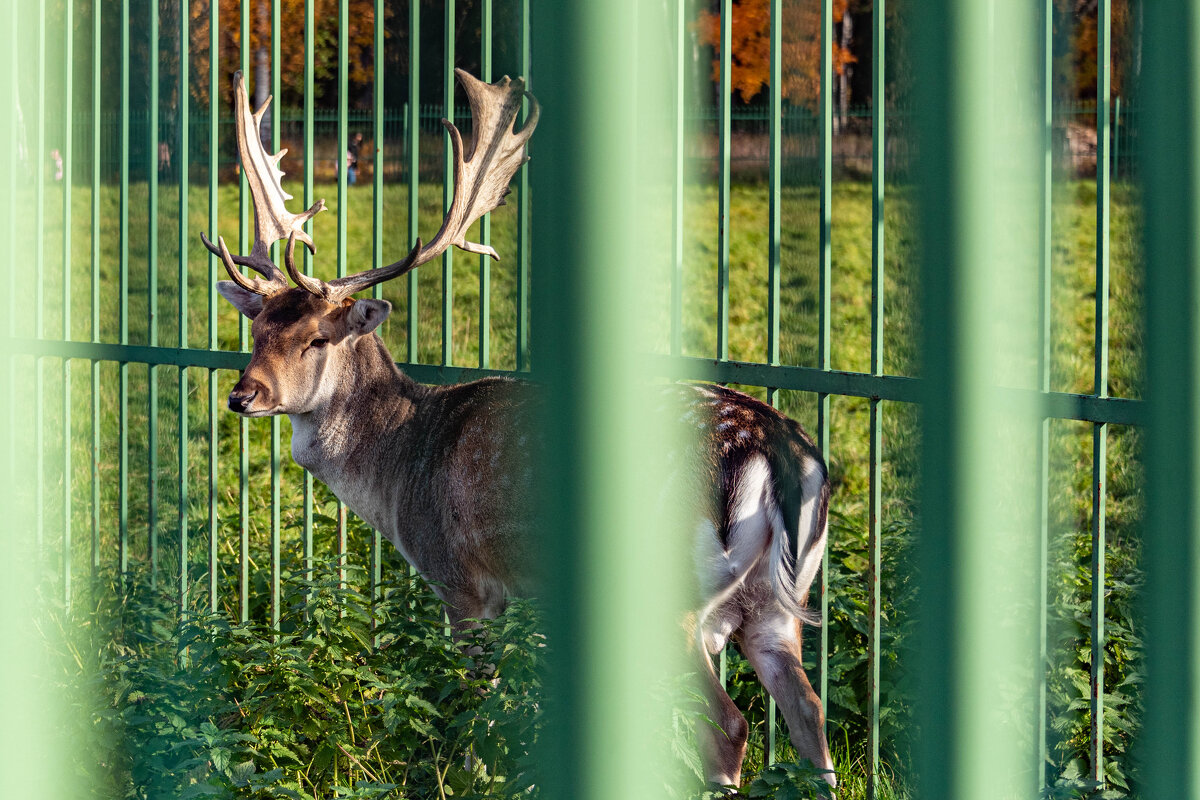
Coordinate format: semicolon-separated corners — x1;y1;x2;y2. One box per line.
203;232;283;297
284;232;338;299
318;71;539;304
201;71;326;297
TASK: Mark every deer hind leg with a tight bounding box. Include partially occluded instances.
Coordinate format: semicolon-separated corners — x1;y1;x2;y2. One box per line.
739;603;836;788
693;602;749;787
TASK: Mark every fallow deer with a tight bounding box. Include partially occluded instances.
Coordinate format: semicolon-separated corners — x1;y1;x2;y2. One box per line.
204;70;835;789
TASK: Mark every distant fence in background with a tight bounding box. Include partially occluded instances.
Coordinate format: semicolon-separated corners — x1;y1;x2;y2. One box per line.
39;99;1139;185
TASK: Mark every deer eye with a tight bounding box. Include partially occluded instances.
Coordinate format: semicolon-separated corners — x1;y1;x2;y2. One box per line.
308;338;329;350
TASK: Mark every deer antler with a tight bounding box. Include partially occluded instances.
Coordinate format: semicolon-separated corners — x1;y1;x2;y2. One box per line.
299;69;539;304
200;71;326;297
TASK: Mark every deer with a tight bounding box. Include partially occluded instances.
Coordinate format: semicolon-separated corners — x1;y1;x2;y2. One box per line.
203;69;835;790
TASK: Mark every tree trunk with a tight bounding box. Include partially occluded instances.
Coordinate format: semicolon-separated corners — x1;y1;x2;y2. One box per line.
254;0;270;147
839;9;854;132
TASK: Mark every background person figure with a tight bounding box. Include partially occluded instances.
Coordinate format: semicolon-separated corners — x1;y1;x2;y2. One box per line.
347;131;363;185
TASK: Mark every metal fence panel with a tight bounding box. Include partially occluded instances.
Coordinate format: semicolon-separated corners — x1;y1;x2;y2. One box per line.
0;0;1187;796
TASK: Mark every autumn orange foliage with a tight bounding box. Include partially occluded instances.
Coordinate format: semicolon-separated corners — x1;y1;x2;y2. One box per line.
188;0;386;108
1063;0;1135;99
697;0;855;107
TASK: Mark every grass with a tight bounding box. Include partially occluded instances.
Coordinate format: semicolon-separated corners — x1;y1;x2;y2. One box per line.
16;174;1145;798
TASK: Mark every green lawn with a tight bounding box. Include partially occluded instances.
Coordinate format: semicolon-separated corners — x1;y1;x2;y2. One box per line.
18;176;1145;798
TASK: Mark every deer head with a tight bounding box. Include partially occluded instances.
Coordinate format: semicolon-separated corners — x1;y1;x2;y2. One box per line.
205;69;539;416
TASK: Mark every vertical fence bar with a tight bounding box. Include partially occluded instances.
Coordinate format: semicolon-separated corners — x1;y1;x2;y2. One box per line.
912;3;1041;799
5;1;13;492
178;0;190;618
208;0;220;613
716;0;731;361
34;0;44;555
670;0;685;358
764;0;782;762
148;0;160;589
442;0;455;366
270;0;282;629
407;0;420;365
1090;0;1112;785
766;0;781;398
817;0;833;711
238;0;251;624
515;0;530;371
371;0;385;636
119;0;130;578
91;0;101;573
303;0;315;595
1035;0;1054;787
1140;3;1200;797
478;0;491;369
867;0;885;792
337;0;348;588
61;0;73;610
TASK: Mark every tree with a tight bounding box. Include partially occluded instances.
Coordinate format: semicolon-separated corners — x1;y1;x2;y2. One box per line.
188;0;385;110
696;0;856;108
1059;0;1137;100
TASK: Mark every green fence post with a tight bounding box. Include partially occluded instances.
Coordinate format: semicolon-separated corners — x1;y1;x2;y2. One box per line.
442;0;455;366
515;0;530;371
0;0;78;790
178;0;190;619
531;3;687;798
61;0;73;610
867;1;886;792
817;0;833;712
371;0;385;638
1036;0;1054;788
478;0;491;370
717;0;731;361
208;0;219;614
766;0;781;762
34;0;44;558
303;0;315;604
119;0;130;579
912;2;1043;798
1090;0;1112;784
670;0;686;360
90;0;101;575
238;0;251;624
407;0;420;365
148;0;160;590
1140;3;1200;797
270;0;282;629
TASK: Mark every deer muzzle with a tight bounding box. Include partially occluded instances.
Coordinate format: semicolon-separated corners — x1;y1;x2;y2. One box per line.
228;375;269;415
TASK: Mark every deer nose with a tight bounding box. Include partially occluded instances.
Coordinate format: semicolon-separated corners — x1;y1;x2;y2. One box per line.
228;386;259;413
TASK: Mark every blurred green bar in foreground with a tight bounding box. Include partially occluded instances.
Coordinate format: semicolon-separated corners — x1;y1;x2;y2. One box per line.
1141;2;1200;797
531;1;691;798
0;0;78;794
913;1;1044;798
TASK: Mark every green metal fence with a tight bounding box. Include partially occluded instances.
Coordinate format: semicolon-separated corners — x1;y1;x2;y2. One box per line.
3;0;1194;797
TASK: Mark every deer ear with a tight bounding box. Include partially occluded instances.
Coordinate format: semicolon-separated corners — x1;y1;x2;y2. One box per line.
346;298;392;336
216;280;265;319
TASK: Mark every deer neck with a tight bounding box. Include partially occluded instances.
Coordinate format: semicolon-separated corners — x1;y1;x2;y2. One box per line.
288;333;423;490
